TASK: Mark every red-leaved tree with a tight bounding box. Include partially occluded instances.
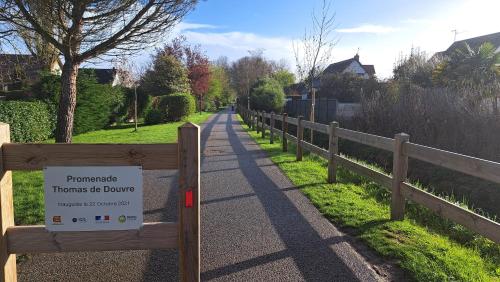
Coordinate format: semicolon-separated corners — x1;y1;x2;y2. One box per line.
160;36;211;111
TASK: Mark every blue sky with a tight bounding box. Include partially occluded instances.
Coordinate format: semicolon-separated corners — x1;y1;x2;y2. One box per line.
136;0;500;79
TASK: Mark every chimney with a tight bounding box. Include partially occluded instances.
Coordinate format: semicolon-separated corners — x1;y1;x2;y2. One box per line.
354;53;360;61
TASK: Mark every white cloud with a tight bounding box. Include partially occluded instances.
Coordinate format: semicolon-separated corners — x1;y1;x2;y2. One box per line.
401;18;434;25
337;24;400;34
175;22;218;31
126;21;397;79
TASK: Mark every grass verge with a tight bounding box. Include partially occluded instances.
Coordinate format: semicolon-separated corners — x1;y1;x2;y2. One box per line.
237;114;500;282
13;112;214;225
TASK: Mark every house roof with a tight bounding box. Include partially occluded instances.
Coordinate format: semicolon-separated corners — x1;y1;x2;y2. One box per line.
362;65;375;76
323;54;376;76
433;32;500;59
0;54;46;84
81;68;116;84
323;58;356;74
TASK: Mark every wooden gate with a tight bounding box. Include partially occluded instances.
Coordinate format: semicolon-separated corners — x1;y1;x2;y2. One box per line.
0;123;200;282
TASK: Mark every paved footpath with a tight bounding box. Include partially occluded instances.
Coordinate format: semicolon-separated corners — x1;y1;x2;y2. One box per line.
18;110;388;281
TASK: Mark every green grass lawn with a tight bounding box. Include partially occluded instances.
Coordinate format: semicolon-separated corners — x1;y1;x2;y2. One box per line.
13;112;213;226
238;115;500;282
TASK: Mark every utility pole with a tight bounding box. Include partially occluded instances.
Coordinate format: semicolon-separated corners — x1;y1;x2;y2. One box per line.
309;88;316;144
452;29;458;42
134;84;138;132
451;29;464;42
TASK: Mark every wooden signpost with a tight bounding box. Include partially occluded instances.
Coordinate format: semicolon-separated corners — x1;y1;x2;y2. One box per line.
0;122;200;282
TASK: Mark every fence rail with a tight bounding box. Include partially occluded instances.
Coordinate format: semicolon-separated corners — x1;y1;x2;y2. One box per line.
238;106;500;244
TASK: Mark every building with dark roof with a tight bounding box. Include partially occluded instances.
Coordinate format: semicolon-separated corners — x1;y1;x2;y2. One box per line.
284;54;376;100
0;54;61;91
80;68;130;87
323;54;376;78
431;31;500;61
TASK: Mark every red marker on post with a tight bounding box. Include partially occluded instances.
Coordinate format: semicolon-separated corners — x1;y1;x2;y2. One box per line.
185;189;193;208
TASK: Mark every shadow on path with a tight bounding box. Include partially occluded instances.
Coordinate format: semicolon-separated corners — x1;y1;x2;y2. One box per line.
200;113;361;281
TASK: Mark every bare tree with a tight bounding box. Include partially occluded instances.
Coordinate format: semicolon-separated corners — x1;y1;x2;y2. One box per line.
293;0;337;141
229;50;274;102
0;0;197;142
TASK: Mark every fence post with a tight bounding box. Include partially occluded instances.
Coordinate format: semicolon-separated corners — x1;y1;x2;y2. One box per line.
178;123;200;282
328;122;339;183
270;112;275;144
256;111;261;134
296;116;304;161
282;113;288;152
261;111;266;138
391;133;409;221
0;123;16;282
250;111;255;130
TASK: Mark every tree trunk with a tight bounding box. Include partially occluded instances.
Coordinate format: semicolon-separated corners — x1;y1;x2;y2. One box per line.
199;95;203;113
55;61;79;143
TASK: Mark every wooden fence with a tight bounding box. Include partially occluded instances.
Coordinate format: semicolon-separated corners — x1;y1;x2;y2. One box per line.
0;123;200;282
238;106;500;244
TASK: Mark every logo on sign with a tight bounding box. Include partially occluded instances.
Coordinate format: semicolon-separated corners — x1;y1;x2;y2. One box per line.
118;215;126;223
52;216;62;224
95;215;111;223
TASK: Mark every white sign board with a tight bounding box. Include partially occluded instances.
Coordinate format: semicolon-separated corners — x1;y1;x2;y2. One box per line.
44;166;143;232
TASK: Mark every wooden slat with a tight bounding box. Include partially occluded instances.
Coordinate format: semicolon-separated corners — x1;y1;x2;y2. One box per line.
391;134;409;220
400;183;500;243
272;128;282;135
336;128;394;152
282;114;288;152
284;133;297;143
7;222;178;254
270;113;275;144
178;123;200;282
0;123;16;281
403;143;500;184
302;141;329;159
328;122;339;183
302;120;329;134
287;117;298;125
296;117;304;161
335;155;393;188
2;143;178;171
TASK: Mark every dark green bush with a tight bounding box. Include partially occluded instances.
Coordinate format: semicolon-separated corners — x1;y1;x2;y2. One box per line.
144;108;163;125
33;71;125;134
157;93;195;121
250;77;285;112
73;72;124;134
0;101;54;142
32;72;61;104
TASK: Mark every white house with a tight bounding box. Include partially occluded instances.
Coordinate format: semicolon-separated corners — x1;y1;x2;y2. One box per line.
322;54;375;79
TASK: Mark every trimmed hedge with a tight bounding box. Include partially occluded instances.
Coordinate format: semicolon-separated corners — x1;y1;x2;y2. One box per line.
144;108;163;125
33;71;125;135
0;101;54;142
157;93;195;122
